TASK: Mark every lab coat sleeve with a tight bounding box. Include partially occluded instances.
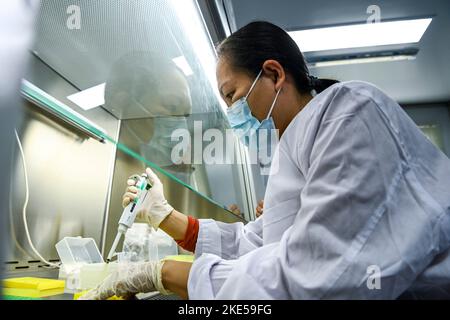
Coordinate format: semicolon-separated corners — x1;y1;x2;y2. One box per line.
194;218;263;260
188;92;443;299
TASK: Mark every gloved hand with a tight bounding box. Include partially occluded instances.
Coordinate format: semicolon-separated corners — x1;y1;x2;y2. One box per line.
122;168;174;230
255;200;264;218
79;260;171;300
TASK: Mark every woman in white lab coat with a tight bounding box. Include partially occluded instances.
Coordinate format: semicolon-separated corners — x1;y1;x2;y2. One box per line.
84;21;450;300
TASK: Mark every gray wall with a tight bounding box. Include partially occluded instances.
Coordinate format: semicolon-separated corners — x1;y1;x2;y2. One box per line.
403;104;450;156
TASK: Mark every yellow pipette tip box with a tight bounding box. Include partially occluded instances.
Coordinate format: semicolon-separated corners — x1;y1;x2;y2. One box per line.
2;277;65;298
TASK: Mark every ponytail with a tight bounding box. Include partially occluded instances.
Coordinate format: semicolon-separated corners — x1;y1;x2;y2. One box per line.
308;76;340;94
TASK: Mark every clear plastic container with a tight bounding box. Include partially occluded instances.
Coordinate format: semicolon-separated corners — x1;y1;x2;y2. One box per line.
56;237;103;265
79;263;118;290
147;228;178;261
123;223;150;262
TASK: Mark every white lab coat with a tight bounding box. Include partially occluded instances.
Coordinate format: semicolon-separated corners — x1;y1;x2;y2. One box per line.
188;81;450;299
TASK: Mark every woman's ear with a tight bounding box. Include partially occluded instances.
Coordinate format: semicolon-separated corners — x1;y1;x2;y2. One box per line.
262;60;286;91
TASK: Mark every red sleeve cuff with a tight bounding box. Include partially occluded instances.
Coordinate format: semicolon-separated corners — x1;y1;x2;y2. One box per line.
176;216;199;253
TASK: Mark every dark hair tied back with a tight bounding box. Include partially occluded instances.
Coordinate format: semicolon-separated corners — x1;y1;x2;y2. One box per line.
309;75;339;94
217;21;339;94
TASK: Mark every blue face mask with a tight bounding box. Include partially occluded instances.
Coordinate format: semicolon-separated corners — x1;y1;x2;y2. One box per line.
226;70;282;147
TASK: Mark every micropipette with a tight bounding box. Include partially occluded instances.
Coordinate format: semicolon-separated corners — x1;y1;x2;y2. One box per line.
106;173;152;262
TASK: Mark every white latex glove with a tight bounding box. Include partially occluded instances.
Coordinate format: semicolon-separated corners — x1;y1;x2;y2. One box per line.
79;260;170;300
122;168;174;230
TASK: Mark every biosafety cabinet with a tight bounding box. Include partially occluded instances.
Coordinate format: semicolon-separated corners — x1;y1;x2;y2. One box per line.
5;0;266;276
6;0;450;281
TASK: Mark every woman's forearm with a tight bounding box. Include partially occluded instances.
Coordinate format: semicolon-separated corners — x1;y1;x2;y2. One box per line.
161;260;192;299
159;209;189;241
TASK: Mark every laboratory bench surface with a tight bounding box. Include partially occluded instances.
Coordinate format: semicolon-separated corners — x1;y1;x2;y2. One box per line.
3;268;180;300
